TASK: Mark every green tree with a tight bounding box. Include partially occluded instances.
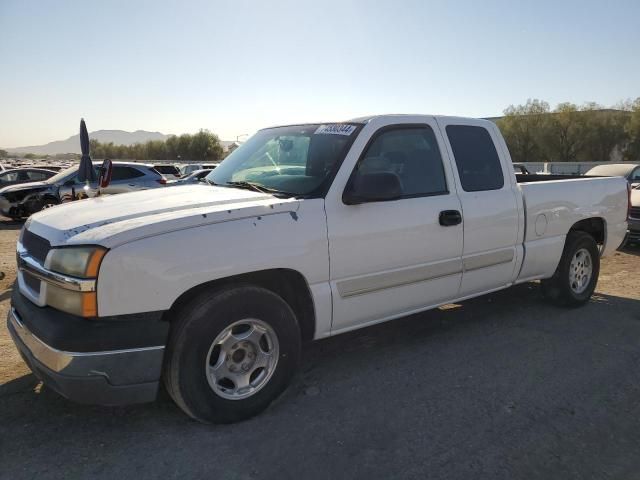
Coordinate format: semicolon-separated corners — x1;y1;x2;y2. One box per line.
0;149;8;158
625;98;640;161
539;102;587;162
189;129;223;161
496;99;550;163
177;134;192;159
165;135;180;160
580;103;629;162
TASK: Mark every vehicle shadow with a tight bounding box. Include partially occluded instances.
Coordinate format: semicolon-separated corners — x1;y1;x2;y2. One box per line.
0;217;24;231
0;283;640;414
2;279;640;480
620;243;640;257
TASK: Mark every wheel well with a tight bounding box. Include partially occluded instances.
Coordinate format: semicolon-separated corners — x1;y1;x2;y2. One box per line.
165;269;316;343
569;217;605;244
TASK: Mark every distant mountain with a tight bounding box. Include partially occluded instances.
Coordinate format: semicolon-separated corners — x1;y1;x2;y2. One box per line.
7;130;171;155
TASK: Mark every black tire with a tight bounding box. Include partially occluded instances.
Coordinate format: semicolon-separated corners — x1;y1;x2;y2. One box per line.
541;231;600;307
164;285;301;424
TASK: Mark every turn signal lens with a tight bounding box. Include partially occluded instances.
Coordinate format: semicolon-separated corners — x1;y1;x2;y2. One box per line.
46;285;98;317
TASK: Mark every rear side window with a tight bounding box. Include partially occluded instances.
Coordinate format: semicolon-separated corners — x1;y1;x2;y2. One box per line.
446;125;504;192
356;126;448;197
154;165;180;175
111;166;145;181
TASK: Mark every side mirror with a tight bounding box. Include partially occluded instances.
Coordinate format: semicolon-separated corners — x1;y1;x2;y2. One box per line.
98;159;113;188
343;172;403;205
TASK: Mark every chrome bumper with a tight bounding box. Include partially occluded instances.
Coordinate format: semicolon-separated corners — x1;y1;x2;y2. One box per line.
8;307;164;405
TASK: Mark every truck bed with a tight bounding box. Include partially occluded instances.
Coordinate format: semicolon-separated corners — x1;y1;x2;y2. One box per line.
516;173;585;183
515;175;629;282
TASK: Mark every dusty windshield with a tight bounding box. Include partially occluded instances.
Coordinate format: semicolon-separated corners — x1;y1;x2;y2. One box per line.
208;123;362;196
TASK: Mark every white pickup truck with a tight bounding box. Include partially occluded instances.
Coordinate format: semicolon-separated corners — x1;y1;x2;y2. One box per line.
9;115;629;423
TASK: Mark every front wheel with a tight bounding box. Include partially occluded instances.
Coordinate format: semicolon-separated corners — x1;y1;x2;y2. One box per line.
164;285;301;423
541;231;600;307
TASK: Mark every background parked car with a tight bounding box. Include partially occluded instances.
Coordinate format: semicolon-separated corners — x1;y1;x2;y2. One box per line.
167;168;212;185
179;163;218;176
0;168;56;188
585;163;640;187
153;164;182;180
512;163;530;174
0;161;166;219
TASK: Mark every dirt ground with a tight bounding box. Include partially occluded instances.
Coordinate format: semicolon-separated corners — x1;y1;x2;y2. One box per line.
1;219;639;479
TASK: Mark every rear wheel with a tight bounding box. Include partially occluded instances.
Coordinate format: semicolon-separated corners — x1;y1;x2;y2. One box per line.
164;285;301;423
541;231;600;307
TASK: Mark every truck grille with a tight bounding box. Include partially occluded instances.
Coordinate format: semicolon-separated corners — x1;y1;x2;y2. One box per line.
630;206;640;220
22;230;51;264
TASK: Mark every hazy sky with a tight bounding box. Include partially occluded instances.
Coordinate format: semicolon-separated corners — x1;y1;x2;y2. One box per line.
1;0;639;147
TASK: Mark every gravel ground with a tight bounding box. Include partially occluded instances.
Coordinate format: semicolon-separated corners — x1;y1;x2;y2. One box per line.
1;219;639;480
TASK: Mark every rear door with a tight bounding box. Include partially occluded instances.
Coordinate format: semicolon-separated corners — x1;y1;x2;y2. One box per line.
436;118;521;296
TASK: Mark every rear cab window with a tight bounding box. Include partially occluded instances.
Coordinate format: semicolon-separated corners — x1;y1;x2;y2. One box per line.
445;125;504;192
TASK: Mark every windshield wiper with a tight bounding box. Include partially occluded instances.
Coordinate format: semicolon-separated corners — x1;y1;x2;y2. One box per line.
224;181;293;197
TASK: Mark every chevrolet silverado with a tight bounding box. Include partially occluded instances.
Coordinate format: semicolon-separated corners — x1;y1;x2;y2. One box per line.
8;115;629;423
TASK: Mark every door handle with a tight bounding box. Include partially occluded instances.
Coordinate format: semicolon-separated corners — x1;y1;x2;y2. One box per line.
439;210;462;226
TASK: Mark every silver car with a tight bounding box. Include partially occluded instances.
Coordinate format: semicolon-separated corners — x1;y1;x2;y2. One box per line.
0;161;165;219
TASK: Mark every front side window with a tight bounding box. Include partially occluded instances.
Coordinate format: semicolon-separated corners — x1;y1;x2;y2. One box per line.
354;126;448;197
446;125;504;192
208;124;362;196
630;168;640;182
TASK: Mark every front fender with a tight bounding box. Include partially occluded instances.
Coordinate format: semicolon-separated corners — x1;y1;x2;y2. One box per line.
96;199;330;321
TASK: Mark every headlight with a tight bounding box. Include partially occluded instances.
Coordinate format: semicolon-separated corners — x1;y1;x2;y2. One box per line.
48;246;106;278
45;246;107;317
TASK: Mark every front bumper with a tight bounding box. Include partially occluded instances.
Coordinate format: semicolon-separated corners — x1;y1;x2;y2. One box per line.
8;291;168;406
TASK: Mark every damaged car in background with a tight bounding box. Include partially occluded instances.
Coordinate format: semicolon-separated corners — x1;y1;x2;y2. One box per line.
0;162;167;219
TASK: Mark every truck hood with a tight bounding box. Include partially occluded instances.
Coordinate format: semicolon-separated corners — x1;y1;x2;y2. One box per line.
26;184;300;248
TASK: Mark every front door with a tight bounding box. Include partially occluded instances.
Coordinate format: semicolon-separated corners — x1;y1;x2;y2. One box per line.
325;119;464;334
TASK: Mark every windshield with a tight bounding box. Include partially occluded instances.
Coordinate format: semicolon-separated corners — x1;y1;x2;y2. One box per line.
46;164;101;184
207;123;362;196
46;165;78;184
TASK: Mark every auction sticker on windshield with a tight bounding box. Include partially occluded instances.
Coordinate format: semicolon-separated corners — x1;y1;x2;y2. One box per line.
314;124;357;136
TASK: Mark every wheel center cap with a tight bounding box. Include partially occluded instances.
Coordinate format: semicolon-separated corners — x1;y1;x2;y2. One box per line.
232;349;246;363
